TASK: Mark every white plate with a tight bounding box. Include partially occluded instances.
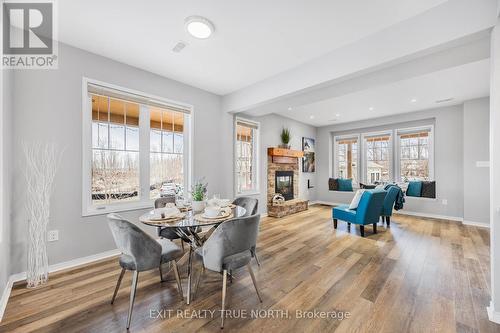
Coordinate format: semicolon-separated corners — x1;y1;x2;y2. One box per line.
201;211;231;219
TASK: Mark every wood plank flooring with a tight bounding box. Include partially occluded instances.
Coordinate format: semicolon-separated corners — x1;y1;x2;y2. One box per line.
1;205;499;332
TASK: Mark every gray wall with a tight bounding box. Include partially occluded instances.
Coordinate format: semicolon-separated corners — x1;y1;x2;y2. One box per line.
239;113;317;214
9;43;233;274
316;105;465;219
1;68;13;305
463;98;490;225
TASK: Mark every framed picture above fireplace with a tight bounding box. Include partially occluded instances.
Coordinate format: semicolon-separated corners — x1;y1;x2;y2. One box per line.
302;137;315;173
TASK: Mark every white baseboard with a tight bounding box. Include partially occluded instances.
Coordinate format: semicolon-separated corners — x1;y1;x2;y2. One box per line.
0;275;15;324
488;301;500;324
395;210;463;222
0;248;120;323
463;220;490;228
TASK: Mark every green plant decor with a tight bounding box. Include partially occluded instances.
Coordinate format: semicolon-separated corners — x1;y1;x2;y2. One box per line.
280;128;291;145
191;178;208;201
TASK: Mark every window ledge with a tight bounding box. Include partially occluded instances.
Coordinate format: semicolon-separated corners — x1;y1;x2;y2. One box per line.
82;201;154;217
405;196;437;202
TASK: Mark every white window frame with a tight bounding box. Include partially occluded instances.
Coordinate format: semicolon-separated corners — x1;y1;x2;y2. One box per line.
333;134;360;187
81;77;193;216
361;130;393;184
234;117;260;196
395;125;434;182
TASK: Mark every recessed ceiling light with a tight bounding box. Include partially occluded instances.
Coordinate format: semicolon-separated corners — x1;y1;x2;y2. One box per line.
309;115;315;119
288;107;293;111
368;107;374;111
335;113;340;117
410;98;417;103
185;16;215;39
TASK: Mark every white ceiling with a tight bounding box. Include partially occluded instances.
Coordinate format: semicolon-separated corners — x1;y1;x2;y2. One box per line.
59;0;447;95
277;59;490;127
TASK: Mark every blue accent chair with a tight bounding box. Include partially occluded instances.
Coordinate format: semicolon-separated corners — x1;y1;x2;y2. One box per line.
332;190;386;237
380;186;400;227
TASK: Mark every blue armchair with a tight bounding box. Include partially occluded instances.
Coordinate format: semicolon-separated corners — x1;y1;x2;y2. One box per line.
380;186;400;227
332;190;386;237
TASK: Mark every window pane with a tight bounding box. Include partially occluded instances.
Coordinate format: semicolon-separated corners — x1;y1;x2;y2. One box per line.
92;150;139;205
399;131;430;181
150;153;184;199
126;126;139;151
236;123;255;193
174;133;183;153
336;140;358;185
109;124;125;150
150;129;161;152
162;132;173;153
365;136;390;183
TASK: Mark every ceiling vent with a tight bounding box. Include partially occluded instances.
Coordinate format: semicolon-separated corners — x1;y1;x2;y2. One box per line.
172;41;187;53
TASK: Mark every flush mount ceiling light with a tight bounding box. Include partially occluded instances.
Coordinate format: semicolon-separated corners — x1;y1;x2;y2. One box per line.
309;115;315;119
288;106;293;111
185;16;215;39
368;106;374;111
410;98;417;103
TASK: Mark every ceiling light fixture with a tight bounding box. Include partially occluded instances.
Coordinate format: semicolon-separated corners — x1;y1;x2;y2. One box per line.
288;107;293;111
335;113;340;117
410;98;417;103
185;16;215;39
309;115;315;119
368;107;374;111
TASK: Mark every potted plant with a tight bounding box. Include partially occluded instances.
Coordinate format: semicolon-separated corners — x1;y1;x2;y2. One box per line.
190;178;208;212
280;127;291;149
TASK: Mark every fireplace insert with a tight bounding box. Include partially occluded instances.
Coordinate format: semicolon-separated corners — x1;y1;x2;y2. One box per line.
275;171;294;200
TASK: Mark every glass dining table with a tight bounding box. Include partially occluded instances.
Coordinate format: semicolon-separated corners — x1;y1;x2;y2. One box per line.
139;205;247;304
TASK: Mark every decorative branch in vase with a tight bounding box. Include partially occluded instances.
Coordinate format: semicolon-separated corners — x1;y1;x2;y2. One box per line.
23;142;64;288
190;178;208;212
280;127;291;149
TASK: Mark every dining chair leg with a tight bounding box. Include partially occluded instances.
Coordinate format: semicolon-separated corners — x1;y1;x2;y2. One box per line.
111;268;126;304
347;223;351;231
187;247;193;304
172;261;183;299
386;216;391;227
221;269;228;329
247;263;263;302
194;265;205;299
333;219;338;229
360;225;365;237
126;271;139;330
159;263;166;282
373;223;377;234
253;250;262;267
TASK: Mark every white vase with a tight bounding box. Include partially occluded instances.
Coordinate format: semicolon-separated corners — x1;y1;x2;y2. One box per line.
192;200;206;213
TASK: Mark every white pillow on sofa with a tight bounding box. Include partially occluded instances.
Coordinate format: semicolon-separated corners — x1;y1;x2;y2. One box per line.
349;189;365;210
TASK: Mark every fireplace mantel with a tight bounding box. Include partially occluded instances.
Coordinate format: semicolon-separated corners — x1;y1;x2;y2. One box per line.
268;148;304;164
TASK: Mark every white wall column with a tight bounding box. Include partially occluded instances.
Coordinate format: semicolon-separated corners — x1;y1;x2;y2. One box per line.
488;11;500;323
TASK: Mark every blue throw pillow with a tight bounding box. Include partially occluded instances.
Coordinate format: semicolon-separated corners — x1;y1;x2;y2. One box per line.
406;181;422;197
337;178;353;192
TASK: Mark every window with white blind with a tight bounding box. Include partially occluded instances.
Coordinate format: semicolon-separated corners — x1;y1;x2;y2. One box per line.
334;135;359;185
234;118;259;195
396;126;433;181
82;78;192;216
363;132;392;183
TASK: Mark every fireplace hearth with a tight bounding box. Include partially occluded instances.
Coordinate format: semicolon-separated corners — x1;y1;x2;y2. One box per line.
275;171;294;200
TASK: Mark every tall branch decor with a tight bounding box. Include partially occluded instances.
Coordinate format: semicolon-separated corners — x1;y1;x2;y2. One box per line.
23;142;64;288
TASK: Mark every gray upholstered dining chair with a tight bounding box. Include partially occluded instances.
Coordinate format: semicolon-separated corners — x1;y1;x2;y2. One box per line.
232;197;261;266
194;214;262;328
107;213;184;330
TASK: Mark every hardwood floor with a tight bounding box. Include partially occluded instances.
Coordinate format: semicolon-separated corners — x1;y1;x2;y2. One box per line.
1;205;499;332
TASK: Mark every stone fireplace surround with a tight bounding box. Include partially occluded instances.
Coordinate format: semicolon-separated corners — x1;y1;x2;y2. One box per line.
267;148;309;218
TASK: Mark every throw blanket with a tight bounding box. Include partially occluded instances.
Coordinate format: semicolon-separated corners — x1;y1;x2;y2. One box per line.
384;184;405;210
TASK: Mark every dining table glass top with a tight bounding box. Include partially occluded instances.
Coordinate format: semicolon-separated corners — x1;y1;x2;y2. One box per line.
139;205;247;228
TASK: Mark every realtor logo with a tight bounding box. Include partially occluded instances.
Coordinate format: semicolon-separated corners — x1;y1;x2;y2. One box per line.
2;0;58;69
